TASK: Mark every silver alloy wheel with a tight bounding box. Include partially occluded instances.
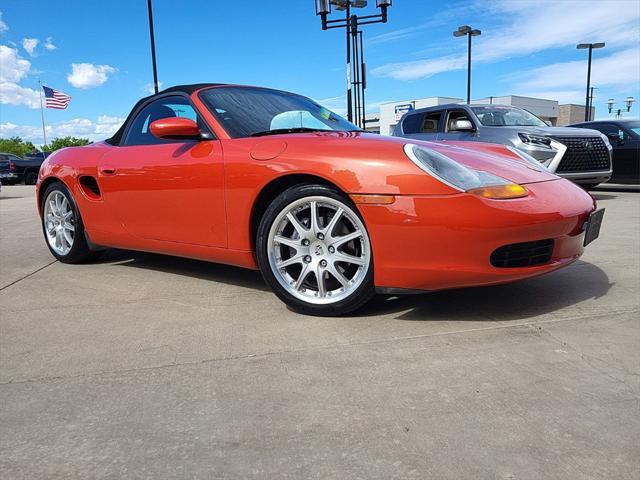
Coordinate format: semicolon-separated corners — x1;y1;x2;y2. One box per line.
267;195;371;305
43;190;75;256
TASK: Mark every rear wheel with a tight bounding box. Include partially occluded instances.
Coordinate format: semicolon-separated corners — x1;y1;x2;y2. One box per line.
41;181;103;263
256;184;374;316
25;171;38;185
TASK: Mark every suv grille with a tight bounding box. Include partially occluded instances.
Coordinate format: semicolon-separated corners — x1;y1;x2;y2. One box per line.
553;136;610;173
490;239;554;268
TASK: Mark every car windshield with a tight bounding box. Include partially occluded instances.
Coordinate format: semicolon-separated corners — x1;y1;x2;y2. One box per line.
626;121;640;138
199;86;361;138
471;106;547;127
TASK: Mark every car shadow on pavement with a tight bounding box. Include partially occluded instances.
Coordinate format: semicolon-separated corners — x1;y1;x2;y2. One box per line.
98;249;270;292
590;193;618;201
93;251;612;321
356;261;613;322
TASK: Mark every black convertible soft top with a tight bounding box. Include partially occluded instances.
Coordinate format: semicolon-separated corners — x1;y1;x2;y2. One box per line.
106;83;226;145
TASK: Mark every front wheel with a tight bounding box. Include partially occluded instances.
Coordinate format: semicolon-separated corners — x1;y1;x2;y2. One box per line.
256;184;375;316
41;181;103;263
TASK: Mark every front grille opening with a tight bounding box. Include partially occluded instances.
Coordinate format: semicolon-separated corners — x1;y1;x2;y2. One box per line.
490;239;554;268
78;176;101;199
553;136;610;173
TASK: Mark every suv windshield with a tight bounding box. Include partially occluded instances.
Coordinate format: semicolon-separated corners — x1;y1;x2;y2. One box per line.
471;106;547;127
199;86;361;138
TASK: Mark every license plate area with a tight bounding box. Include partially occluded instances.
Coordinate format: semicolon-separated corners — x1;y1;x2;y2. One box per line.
583;208;605;246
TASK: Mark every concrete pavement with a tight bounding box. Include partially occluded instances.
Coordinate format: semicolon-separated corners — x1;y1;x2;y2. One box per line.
1;185;638;479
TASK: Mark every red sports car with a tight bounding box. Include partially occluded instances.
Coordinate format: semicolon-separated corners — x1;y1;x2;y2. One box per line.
36;84;604;316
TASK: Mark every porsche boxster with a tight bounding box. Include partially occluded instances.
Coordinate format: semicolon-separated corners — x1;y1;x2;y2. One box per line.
36;84;604;316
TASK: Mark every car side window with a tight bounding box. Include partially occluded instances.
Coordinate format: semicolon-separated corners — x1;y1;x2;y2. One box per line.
123;96;205;146
402;113;425;134
420;113;442;133
445;110;472;132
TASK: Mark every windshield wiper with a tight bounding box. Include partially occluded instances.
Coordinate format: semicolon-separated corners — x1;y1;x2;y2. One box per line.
250;127;333;137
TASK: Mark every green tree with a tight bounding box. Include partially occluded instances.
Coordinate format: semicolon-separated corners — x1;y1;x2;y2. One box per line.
42;137;91;152
0;137;37;157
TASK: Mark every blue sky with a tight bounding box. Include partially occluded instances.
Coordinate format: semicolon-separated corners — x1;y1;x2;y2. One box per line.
1;0;638;144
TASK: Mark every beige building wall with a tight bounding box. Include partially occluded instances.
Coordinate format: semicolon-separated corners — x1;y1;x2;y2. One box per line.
557;104;596;126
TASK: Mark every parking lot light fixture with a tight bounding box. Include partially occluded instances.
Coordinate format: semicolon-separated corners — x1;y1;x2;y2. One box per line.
314;0;392;127
625;96;635;112
453;25;481;104
607;98;615;114
577;42;605;121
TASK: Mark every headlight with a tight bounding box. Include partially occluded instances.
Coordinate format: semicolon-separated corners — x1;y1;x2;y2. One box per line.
518;133;552;148
404;144;528;199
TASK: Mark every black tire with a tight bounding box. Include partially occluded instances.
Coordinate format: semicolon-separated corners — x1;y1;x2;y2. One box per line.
256;184;375;316
25;171;38;185
40;181;104;264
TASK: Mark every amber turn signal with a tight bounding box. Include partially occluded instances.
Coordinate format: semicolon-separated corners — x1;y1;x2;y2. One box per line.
351;194;396;205
467;184;528;199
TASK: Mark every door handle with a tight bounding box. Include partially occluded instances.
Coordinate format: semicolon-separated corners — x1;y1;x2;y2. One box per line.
99;166;116;175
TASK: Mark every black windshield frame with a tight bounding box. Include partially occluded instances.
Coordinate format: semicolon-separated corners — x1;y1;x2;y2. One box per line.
198;86;361;139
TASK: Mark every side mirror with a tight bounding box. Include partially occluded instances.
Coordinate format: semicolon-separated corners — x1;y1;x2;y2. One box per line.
150;117;202;140
606;132;623;145
452;119;475;131
544;120;553;127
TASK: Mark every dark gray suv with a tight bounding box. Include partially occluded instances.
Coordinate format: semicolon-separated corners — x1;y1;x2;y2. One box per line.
393;104;613;188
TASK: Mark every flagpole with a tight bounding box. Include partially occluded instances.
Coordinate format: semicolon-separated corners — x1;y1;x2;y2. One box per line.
38;80;47;147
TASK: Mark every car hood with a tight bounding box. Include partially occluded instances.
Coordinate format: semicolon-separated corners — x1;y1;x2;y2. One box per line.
486;125;605;137
278;132;559;186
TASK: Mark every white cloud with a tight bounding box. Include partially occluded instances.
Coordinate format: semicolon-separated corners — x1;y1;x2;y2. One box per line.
144;81;163;94
22;38;39;56
0;11;7;33
0;115;125;144
373;55;467;81
510;48;640;93
0;82;40;108
67;63;116;89
373;0;640;81
0;45;30;82
44;37;56;51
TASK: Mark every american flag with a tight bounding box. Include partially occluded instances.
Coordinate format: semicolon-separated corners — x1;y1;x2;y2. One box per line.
43;85;71;109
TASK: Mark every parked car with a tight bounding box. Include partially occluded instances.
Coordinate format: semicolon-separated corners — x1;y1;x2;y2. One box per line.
569;119;639;184
17;151;51;185
393;104;613;189
36;84;602;316
0;153;21;184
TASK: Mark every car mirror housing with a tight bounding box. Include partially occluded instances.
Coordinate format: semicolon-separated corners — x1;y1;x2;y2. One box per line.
452;119;474;131
150;117;202;140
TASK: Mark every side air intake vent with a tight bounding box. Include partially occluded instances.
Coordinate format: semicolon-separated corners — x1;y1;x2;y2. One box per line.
78;176;101;199
490;239;554;268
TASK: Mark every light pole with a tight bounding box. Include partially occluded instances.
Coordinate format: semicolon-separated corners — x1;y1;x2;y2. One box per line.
315;0;392;127
147;0;160;94
453;25;481;104
577;42;605;121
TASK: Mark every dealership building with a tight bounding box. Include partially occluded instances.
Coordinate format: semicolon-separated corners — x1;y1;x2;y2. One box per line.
365;95;593;135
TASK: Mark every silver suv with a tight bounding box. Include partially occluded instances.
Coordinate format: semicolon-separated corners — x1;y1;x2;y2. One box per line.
393;104;613;188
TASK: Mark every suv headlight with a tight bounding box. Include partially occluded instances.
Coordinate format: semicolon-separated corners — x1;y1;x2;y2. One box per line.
404;144;528;199
518;133;552;148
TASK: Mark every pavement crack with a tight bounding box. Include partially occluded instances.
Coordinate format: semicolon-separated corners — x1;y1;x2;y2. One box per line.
1;309;637;386
0;260;57;291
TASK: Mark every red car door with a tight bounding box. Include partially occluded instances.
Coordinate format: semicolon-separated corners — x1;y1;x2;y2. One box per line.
98;95;226;247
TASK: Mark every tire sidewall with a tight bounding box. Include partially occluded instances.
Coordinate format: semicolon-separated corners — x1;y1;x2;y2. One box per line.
41;181;89;263
256;184;374;316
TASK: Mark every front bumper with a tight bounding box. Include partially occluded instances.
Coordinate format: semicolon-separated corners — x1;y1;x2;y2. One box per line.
358;178;596;292
0;172;19;180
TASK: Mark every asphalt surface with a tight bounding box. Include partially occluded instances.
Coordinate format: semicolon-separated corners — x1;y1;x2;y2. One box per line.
1;185;638;479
